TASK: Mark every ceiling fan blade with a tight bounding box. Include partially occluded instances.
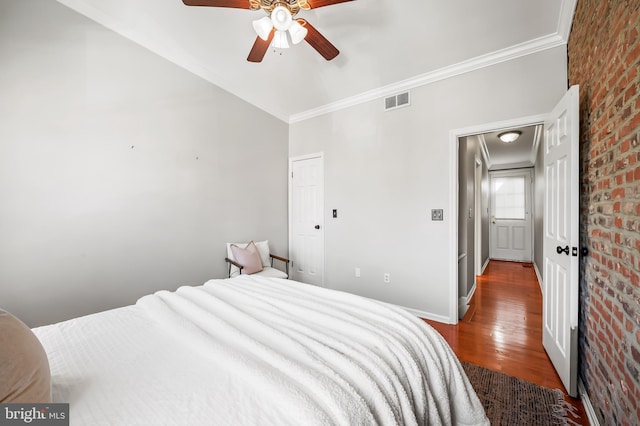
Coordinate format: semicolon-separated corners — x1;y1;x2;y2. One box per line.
247;30;275;62
297;19;339;60
305;0;354;9
182;0;252;9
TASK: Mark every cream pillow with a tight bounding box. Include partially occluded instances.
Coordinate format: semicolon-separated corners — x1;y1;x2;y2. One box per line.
253;240;271;267
0;310;51;403
230;241;264;275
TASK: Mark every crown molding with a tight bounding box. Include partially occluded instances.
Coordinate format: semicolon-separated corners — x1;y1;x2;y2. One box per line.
57;0;577;126
289;0;577;123
558;0;578;41
289;33;565;123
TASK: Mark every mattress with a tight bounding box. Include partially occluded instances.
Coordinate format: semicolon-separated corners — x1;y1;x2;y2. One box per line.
33;276;489;425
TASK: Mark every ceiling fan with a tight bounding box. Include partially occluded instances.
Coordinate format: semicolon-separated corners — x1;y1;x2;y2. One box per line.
181;0;354;62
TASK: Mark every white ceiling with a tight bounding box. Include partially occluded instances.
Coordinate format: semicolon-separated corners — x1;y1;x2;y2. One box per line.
56;0;575;122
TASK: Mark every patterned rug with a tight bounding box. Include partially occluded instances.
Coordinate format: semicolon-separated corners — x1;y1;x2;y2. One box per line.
462;362;577;425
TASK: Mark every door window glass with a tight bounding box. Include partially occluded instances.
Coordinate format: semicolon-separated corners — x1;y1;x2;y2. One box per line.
493;176;525;219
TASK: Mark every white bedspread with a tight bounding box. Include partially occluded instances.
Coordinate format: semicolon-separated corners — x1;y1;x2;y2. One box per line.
34;276;488;425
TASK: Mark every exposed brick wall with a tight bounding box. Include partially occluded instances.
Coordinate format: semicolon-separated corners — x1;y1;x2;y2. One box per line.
568;0;640;424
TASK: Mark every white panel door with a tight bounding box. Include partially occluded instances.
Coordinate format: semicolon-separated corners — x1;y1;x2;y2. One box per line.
290;155;324;286
543;85;579;397
489;169;533;262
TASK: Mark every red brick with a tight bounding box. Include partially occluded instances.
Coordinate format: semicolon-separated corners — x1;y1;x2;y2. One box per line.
605;298;613;311
627;42;640;67
613;321;623;340
625;84;637;104
569;0;640;423
612;187;626;198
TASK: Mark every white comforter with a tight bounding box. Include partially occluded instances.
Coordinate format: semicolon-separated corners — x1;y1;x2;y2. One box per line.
34;276;488;426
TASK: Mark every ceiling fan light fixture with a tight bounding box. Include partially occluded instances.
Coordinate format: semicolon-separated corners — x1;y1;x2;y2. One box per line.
498;131;522;143
271;5;292;31
288;20;308;44
272;30;290;49
252;16;273;40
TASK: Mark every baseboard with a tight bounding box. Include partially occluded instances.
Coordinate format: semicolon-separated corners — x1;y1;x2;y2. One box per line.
578;379;599;426
534;262;543;291
465;283;477;304
481;257;490;274
401;306;451;324
457;283;477;319
458;298;470;319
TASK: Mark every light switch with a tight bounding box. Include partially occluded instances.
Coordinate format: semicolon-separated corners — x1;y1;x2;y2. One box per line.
332;209;338;218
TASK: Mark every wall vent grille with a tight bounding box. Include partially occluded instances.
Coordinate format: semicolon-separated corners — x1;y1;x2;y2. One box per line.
384;91;411;111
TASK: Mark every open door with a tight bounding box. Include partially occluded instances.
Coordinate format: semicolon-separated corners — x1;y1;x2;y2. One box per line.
542;85;579;397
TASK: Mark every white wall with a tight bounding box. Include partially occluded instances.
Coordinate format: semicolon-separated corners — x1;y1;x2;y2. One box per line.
0;0;288;326
289;47;567;321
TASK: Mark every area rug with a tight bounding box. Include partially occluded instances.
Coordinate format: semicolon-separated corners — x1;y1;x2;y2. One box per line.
462;362;577;425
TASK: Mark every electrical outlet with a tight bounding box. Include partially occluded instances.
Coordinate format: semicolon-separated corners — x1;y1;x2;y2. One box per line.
384;273;390;283
431;209;444;221
355;267;361;278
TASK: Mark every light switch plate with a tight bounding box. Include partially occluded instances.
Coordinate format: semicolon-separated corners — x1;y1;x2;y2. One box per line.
432;209;444;221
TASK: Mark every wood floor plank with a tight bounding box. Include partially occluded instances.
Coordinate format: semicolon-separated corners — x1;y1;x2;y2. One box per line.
423;260;588;425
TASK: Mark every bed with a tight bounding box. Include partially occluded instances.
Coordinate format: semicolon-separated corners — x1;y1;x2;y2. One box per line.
28;276;488;425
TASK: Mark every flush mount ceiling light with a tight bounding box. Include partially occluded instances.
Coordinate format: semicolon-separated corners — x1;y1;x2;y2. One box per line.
498;131;522;143
182;0;354;63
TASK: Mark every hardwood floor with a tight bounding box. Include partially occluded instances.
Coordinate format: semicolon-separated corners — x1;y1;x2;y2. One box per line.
424;260;588;425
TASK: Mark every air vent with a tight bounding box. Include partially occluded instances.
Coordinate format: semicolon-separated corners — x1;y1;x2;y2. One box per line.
385;96;397;110
384;91;410;111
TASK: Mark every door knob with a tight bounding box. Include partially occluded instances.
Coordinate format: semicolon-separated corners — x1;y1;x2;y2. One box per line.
556;245;570;255
314;225;321;229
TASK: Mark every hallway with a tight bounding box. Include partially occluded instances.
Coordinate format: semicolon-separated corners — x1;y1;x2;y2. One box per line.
424;260;588;424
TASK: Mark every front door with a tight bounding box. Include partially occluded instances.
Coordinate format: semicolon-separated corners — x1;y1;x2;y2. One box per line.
489;169;533;262
542;85;579;397
290;154;324;286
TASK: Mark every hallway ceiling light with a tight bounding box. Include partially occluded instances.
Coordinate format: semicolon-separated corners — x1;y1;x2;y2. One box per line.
498;131;522;143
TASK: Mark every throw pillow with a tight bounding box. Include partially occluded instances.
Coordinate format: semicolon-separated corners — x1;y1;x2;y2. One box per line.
0;310;52;403
230;241;264;275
